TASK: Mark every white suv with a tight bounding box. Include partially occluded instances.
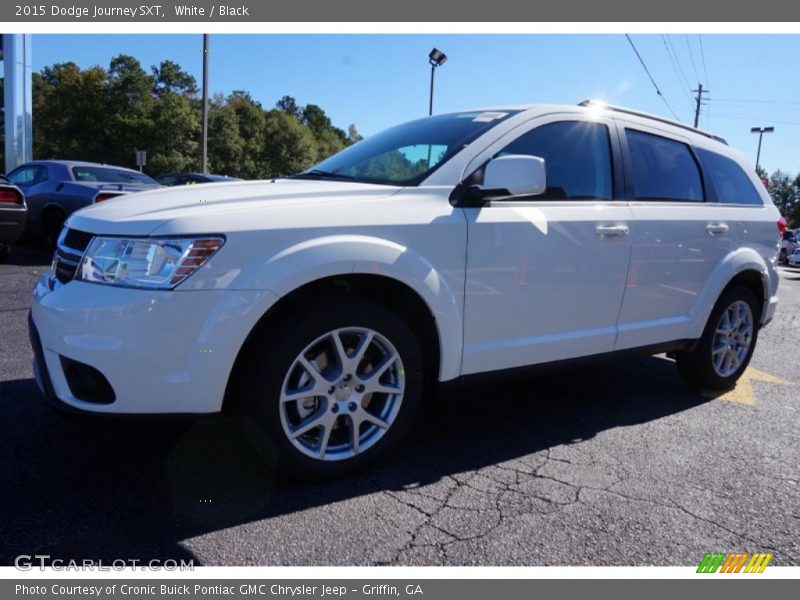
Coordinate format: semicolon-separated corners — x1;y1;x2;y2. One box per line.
30;103;781;478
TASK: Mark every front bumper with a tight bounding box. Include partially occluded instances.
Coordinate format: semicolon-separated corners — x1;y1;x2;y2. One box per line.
30;275;278;414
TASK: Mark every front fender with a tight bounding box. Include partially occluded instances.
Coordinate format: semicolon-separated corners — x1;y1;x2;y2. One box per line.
232;234;464;381
689;246;773;338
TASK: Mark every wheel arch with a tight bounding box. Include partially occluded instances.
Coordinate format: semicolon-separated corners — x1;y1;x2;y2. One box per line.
223;273;449;412
691;247;772;338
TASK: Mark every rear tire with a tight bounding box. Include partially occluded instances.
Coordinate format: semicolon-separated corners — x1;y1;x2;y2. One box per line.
0;243;8;263
675;284;760;390
228;295;425;481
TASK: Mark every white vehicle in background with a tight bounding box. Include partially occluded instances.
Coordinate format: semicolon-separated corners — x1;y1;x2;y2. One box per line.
30;102;781;479
788;248;800;268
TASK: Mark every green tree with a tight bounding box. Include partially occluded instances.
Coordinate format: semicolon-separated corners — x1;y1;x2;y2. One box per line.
25;57;356;179
104;55;155;167
262;110;318;176
276;95;302;119
227;91;266;178
32;62;108;161
768;169;799;226
207;96;244;176
152;60;198;96
347;124;363;143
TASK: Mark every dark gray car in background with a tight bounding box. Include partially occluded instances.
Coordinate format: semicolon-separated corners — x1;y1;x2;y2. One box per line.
156;172;242;186
0;178;27;262
5;160;160;246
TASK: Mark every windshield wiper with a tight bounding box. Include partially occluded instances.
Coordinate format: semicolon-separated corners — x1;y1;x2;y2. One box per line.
290;169;358;180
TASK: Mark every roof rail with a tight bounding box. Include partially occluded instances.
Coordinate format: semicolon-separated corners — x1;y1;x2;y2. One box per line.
578;100;728;145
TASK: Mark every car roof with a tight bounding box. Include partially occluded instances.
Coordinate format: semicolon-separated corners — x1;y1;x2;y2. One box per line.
24;160;142;173
442;103;732;152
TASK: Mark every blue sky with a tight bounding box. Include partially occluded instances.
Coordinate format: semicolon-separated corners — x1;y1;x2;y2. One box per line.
31;34;800;175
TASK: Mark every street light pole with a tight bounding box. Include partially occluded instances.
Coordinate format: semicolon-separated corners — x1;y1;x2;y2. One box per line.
427;48;447;116
201;34;210;174
750;126;774;172
429;64;435;116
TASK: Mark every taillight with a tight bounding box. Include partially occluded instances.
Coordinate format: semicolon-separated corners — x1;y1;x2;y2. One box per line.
0;188;23;204
778;217;788;235
95;192;122;203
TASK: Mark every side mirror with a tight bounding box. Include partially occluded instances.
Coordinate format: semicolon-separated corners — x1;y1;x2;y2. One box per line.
483;154;546;197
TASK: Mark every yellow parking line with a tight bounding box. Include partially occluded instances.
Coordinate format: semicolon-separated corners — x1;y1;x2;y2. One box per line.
702;367;792;405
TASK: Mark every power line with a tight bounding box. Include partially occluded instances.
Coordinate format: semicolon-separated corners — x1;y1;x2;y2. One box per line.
661;35;695;108
711;98;800;106
624;34;682;122
666;35;692;91
713;112;800;126
698;35;710;87
684;35;701;82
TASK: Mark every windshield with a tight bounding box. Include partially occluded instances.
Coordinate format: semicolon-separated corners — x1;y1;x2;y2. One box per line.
72;166;157;185
297;110;519;186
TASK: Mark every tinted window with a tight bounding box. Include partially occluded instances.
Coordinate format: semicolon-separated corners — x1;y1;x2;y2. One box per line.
156;175;179;186
626;129;703;201
8;165;46;185
72;166;156;185
697;149;763;205
495;121;613;200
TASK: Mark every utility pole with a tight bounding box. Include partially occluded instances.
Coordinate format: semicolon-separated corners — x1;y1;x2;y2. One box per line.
692;83;708;128
201;34;209;174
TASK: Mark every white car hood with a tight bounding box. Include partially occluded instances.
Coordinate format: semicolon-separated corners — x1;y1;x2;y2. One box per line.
67;179;402;236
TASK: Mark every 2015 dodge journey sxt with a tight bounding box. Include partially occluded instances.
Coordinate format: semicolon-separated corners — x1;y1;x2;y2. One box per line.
30;102;781;478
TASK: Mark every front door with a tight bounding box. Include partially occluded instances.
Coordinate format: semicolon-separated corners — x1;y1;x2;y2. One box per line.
461;117;633;375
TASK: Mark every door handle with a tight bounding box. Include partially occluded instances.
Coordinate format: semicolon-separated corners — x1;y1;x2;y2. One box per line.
596;224;630;237
706;223;729;236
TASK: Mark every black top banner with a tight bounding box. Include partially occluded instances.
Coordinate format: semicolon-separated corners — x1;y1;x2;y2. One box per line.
2;0;799;22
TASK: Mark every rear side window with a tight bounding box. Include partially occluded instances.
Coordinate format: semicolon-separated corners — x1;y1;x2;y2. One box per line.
696;149;763;205
496;121;613;200
625;129;703;202
72;166;156;185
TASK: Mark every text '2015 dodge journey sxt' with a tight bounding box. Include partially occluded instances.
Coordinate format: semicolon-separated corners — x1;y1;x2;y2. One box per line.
30;102;781;479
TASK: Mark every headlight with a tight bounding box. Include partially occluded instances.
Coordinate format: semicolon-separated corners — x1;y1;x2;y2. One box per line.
76;236;224;289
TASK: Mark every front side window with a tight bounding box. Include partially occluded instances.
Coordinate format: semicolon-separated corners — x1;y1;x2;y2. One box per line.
495;121;613;200
696;149;763;205
299;111;519;186
625;129;703;202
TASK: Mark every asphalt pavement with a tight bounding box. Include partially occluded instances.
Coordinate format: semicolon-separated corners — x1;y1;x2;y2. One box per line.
1;244;798;566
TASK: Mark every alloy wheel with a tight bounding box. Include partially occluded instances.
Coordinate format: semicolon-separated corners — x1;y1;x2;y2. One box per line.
278;327;405;461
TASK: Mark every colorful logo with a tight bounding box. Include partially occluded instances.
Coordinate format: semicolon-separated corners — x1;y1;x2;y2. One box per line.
697;552;773;573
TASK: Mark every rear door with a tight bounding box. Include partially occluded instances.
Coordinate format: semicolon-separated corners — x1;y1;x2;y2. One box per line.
614;122;735;350
461;116;633;374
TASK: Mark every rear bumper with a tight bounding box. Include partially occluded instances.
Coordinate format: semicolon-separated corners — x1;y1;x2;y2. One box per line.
0;206;27;245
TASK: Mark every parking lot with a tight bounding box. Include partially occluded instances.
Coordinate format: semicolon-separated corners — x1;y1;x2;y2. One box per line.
1;244;798;566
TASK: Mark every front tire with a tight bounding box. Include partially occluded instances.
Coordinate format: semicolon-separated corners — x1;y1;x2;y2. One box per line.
230;295;424;480
676;284;760;390
0;243;9;263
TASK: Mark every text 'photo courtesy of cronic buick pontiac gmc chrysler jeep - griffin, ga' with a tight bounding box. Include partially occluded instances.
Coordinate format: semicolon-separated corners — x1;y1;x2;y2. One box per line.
29;102;781;479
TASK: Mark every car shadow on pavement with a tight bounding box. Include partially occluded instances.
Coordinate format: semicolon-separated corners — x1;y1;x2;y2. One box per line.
3;243;52;267
0;355;710;566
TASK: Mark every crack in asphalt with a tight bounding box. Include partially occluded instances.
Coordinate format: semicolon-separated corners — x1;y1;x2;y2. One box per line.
373;443;789;565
